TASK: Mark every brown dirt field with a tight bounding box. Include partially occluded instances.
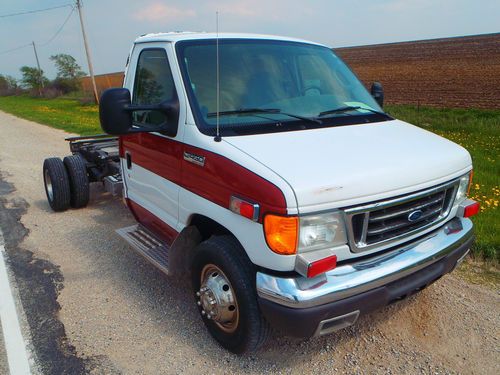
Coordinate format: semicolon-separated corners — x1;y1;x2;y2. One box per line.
336;33;500;109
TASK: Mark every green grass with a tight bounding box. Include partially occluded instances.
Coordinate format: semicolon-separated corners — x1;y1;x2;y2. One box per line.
0;96;498;261
0;95;100;135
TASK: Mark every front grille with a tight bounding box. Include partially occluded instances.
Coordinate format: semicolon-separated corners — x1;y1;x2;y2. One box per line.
345;179;458;253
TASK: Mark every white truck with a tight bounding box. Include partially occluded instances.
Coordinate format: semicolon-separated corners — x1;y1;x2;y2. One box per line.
42;32;479;354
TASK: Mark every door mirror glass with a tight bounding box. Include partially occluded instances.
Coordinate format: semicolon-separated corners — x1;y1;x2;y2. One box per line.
99;88;133;135
370;82;384;108
99;87;180;136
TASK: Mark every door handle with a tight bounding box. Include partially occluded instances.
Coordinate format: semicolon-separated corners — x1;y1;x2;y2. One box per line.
126;152;132;169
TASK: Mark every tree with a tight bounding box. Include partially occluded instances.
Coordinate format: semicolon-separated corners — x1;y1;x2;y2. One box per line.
4;75;18;89
50;54;85;80
0;75;18;91
50;54;86;93
20;66;48;91
0;75;9;91
0;74;19;95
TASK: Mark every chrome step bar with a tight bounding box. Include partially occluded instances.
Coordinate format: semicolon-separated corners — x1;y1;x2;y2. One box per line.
116;224;170;275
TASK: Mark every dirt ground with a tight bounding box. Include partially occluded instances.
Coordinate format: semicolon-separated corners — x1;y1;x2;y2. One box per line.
0;110;498;374
337;33;500;109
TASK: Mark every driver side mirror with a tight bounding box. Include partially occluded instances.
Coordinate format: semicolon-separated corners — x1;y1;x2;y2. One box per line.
370;82;384;108
99;88;179;136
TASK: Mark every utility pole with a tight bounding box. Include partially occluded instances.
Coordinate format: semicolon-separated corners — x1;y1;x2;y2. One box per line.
31;41;44;96
76;0;99;103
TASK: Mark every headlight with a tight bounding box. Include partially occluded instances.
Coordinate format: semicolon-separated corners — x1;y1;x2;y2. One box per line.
456;171;472;203
298;211;347;252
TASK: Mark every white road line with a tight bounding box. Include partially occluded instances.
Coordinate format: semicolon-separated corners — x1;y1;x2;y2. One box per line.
0;244;31;375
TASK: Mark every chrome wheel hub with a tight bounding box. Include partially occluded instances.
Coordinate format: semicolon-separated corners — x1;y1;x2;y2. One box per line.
197;264;239;333
44;169;53;201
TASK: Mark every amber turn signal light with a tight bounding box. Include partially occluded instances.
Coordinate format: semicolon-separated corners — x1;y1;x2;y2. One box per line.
467;170;474;195
264;214;298;255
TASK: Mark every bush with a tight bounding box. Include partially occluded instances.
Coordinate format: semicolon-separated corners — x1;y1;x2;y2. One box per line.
51;77;82;94
0;74;23;96
41;87;63;99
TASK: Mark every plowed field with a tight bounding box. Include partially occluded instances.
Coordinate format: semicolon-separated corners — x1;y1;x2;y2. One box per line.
336;33;500;109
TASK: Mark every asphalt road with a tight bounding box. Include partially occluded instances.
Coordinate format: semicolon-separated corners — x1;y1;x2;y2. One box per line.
0;110;498;375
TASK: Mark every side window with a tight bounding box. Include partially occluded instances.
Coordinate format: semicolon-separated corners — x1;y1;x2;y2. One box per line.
132;49;176;127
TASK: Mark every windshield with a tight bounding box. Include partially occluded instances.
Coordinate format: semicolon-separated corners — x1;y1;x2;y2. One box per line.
176;39;388;136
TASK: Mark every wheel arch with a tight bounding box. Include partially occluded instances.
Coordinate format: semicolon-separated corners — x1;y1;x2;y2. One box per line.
169;214;247;277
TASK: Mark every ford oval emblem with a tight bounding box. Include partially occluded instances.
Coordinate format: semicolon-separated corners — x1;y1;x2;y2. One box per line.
408;210;423;222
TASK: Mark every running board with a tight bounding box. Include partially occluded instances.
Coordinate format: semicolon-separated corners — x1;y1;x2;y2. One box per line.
116;224;170;275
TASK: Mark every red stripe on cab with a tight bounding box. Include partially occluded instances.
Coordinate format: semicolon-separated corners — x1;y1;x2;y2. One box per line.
120;133;287;228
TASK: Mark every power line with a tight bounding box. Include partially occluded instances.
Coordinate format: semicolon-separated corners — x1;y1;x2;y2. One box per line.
0;6;75;55
0;4;72;18
0;43;32;56
39;6;75;47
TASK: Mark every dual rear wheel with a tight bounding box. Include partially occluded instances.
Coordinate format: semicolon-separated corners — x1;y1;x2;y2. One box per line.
43;155;89;212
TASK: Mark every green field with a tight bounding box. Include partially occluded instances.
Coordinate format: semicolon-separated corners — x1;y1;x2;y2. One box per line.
0;96;498;261
0;95;100;135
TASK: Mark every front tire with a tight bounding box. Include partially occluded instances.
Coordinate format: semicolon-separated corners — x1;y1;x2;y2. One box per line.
191;235;270;354
43;157;71;212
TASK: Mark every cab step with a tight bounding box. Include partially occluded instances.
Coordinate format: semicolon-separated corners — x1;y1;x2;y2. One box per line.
116;224;170;275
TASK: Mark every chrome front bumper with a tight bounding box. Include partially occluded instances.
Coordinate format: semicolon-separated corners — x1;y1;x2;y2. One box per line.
256;217;473;309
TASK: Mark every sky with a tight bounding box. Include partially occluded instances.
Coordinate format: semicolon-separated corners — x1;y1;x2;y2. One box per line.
1;0;499;79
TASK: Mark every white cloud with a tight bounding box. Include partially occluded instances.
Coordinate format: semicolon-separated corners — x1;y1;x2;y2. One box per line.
133;2;196;22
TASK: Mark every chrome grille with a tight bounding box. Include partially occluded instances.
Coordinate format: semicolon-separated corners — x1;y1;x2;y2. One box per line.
345;179;459;253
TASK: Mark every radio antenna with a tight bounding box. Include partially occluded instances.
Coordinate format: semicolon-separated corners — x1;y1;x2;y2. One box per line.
214;11;222;142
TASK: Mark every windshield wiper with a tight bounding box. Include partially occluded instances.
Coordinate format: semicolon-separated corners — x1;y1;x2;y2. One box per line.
207;108;322;124
318;106;391;118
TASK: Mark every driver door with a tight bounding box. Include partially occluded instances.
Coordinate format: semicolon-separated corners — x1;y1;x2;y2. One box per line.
120;45;183;243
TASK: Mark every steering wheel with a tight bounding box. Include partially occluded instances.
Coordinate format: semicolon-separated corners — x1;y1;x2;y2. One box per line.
302;85;322;96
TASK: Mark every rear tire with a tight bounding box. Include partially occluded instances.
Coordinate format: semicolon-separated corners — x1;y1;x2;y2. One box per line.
63;155;89;208
191;235;270;354
43;157;71;212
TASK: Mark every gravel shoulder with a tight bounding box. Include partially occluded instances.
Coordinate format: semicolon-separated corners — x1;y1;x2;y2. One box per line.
0;324;9;375
0;110;498;374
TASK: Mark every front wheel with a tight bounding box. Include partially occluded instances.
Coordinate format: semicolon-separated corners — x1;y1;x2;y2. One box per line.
191;235;270;354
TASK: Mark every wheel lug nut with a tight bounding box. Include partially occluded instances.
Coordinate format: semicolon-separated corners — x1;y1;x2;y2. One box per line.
196;291;201;296
197;301;201;306
201;310;206;315
207;314;212;319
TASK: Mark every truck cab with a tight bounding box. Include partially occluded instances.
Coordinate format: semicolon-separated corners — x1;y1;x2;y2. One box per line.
44;32;478;354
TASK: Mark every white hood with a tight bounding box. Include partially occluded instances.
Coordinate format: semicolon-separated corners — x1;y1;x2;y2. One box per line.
224;119;472;213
